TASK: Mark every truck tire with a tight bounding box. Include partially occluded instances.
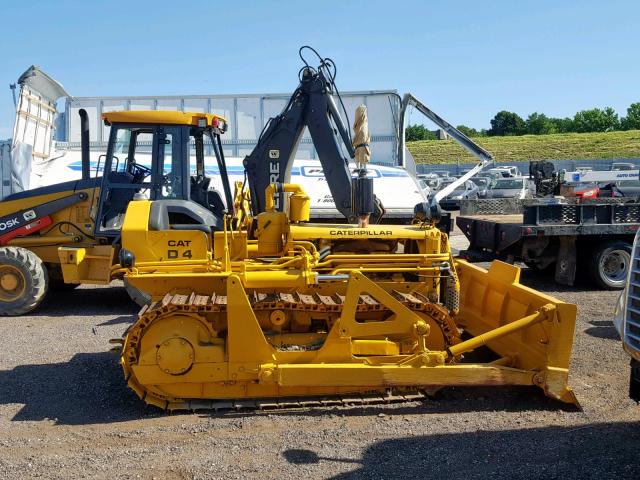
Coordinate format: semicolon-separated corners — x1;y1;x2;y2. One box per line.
124;278;151;307
631;359;640;402
587;240;631;290
0;247;49;316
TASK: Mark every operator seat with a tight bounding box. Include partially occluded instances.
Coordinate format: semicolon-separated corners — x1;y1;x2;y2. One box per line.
190;176;226;218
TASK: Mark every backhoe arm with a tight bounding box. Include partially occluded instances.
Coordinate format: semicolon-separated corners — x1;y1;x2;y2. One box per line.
243;67;358;220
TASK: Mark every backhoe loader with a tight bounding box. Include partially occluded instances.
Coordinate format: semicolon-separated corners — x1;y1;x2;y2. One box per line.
0;48;578;409
0;107;231;314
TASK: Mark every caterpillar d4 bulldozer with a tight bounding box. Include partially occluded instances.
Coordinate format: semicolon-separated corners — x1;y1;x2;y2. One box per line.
118;202;579;409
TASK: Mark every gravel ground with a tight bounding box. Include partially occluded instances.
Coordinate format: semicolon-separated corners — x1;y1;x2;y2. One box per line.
1;268;640;479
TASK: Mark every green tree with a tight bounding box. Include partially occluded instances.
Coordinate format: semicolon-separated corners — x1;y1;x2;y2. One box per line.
488;111;526;136
456;125;480;137
525;112;557;135
405;124;436;141
621;102;640;130
573;107;619;133
548;117;575;133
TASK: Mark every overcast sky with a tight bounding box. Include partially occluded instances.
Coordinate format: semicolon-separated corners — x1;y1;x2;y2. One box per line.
1;0;638;139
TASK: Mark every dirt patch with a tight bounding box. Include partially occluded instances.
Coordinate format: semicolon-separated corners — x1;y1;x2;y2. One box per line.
0;275;638;479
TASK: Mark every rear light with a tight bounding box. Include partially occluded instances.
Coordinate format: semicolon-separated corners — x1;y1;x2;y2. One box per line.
212;117;219;127
575;187;599;199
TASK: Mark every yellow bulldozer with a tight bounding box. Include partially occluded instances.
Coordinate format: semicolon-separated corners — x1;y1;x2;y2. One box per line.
0;48;578;409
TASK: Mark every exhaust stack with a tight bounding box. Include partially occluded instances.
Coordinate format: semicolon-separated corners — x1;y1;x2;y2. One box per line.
79;108;90;181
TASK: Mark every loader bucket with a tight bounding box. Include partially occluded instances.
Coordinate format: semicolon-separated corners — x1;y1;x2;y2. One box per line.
454;259;578;406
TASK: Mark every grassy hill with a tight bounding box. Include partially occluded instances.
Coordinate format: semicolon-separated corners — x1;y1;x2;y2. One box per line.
407;130;640;164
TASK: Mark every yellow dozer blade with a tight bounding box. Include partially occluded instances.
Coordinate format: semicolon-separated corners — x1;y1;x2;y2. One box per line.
455;259;577;405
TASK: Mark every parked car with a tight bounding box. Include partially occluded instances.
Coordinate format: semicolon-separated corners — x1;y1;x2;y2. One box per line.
433;177;456;196
470;176;491;198
431;170;451;178
573;182;600;199
439;180;479;209
486;177;532;199
484;170;503;180
613;180;640;198
418;175;441;197
611;162;637;171
417;178;433;196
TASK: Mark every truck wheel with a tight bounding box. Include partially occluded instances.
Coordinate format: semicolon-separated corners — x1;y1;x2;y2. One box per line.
124;278;151;307
631;359;640;402
588;240;631;289
0;247;49;316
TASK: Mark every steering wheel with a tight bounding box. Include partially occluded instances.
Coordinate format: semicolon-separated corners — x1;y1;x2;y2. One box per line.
127;162;152;183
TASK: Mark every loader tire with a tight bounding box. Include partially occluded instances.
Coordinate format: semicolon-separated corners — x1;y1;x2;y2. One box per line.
631;359;640;402
0;247;48;316
587;240;631;290
124;278;151;307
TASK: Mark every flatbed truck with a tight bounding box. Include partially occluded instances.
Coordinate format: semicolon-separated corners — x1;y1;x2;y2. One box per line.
457;199;640;289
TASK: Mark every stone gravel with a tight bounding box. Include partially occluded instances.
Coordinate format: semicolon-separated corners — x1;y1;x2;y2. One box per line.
1;272;639;479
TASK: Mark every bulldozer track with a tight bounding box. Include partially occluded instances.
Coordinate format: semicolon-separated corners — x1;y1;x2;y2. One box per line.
167;390;430;412
130;289;461;355
121;290;460;411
